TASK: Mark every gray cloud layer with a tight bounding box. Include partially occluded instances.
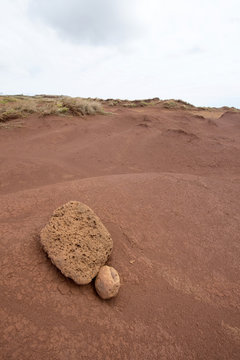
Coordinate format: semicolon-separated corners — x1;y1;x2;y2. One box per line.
1;0;239;106
29;0;140;45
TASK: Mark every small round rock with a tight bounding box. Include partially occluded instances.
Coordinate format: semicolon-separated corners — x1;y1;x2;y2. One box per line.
95;266;120;300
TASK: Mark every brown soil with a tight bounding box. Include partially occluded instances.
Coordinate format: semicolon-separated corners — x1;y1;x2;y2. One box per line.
0;105;240;359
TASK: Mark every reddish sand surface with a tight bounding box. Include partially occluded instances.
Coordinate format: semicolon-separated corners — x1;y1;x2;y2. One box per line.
0;105;240;359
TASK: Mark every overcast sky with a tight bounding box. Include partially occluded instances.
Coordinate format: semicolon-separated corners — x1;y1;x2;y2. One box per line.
0;0;239;107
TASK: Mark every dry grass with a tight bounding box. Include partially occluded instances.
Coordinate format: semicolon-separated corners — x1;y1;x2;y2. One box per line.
102;98;240;115
0;95;103;123
61;97;103;116
102;98;160;107
0;120;24;129
1;95;239;124
101;98;196;109
161;99;195;110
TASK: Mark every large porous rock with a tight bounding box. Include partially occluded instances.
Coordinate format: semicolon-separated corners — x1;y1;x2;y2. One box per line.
95;266;120;299
40;201;113;285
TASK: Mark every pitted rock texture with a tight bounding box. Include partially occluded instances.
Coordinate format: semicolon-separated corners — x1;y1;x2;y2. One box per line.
40;201;113;285
95;266;120;299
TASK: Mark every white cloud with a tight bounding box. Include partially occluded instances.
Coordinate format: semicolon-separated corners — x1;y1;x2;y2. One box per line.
0;0;239;107
28;0;143;45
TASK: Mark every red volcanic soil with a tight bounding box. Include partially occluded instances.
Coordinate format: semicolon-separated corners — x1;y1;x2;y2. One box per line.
0;105;240;359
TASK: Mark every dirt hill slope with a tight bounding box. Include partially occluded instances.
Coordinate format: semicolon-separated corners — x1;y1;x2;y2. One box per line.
0;104;240;359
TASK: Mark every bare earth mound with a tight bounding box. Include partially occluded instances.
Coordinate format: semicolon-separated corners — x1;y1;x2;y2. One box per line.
40;201;113;285
0;103;240;359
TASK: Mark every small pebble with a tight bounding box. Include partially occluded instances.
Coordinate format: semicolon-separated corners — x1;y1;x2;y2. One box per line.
95;266;120;299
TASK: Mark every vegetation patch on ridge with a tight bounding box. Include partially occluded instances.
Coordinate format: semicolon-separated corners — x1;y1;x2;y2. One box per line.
1;95;239;124
0;95;103;123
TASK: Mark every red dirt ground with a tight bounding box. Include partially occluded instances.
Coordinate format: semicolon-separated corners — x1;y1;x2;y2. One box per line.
0;105;240;359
